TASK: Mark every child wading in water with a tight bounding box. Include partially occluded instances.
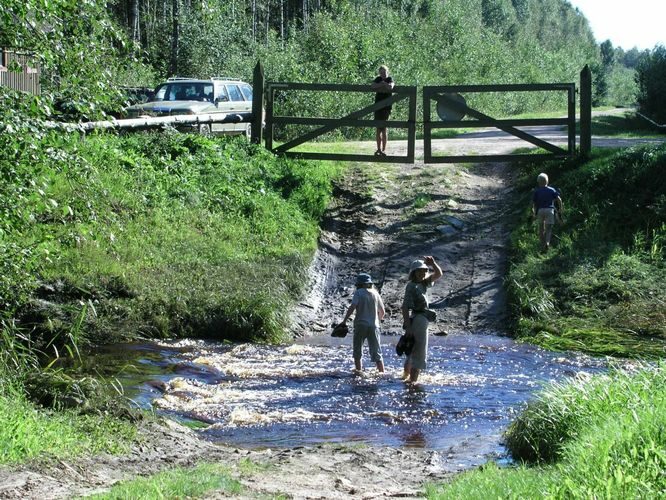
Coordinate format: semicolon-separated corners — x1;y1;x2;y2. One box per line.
340;273;385;372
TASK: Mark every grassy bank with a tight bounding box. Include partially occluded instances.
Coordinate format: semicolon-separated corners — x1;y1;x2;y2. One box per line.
429;141;666;497
0;122;340;465
1;130;341;347
506;143;666;358
427;363;666;498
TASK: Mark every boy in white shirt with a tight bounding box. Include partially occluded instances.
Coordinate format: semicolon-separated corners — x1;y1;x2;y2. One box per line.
340;273;385;372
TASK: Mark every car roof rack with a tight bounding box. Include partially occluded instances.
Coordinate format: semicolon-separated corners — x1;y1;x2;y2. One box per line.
166;76;205;82
211;77;243;82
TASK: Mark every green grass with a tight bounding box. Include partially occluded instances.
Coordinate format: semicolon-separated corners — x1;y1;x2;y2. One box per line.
506;143;666;358
428;364;666;499
87;463;243;499
1;130;343;345
0;390;135;465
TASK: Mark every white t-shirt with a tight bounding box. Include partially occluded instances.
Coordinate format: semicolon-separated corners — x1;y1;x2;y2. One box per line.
351;287;384;328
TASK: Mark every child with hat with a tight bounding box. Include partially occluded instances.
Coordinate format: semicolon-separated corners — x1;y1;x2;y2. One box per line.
340;273;386;372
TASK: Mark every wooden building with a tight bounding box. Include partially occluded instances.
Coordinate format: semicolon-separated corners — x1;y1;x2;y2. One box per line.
0;48;41;95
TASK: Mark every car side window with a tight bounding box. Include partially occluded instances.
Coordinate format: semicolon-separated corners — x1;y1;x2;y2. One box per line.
216;85;229;102
240;84;253;101
154;84;167;101
227;85;243;102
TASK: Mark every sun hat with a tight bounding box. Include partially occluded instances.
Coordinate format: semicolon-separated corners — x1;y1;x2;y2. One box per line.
355;273;373;285
409;259;429;274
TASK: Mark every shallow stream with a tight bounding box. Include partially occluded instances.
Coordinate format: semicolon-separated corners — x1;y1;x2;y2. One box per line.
93;332;608;462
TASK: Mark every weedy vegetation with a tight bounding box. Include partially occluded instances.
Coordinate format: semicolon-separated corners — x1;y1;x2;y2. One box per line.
506;143;666;358
428;363;666;499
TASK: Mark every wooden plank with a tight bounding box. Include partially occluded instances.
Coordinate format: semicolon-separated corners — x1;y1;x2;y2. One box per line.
272;117;412;128
436;94;567;155
267;82;414;93
567;85;576;156
251;61;264;145
281;152;410;162
274;92;409;153
406;86;417;163
579;65;592;157
427;153;567;164
425;83;573;92
423;87;434;162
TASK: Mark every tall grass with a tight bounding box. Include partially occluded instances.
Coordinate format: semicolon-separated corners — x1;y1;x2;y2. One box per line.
0;390;135;465
1;129;342;345
506;143;666;358
428;364;666;499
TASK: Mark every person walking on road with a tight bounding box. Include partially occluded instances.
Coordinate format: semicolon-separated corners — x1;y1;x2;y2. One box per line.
340;273;386;373
532;172;563;252
401;256;443;383
371;65;395;157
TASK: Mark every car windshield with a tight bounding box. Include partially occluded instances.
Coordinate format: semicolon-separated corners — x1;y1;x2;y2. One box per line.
153;82;214;102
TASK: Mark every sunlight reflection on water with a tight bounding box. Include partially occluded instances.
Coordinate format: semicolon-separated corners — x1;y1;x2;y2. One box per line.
95;333;609;451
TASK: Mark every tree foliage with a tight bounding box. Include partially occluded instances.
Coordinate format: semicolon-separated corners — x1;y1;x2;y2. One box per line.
636;45;666;123
1;0;155;119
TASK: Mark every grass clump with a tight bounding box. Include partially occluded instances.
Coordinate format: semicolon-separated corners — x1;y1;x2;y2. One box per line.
506;143;666;358
428;364;666;499
0;390;135;465
88;463;242;499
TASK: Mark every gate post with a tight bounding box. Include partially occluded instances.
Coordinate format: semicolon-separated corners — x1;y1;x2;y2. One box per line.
251;61;264;145
580;65;592;158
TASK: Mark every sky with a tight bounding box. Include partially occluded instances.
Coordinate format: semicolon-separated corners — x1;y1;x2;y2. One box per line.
567;0;666;50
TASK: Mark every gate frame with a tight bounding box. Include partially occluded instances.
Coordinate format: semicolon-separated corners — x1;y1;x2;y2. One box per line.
256;64;417;163
423;83;577;163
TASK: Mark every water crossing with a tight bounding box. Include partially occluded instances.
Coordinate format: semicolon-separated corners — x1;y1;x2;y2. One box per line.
95;332;608;458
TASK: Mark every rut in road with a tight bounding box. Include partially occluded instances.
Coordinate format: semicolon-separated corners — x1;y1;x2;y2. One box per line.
291;155;517;338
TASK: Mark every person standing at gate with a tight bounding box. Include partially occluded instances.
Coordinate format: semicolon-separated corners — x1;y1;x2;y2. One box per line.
401;256;443;384
339;273;386;373
532;172;563;252
371;65;395;156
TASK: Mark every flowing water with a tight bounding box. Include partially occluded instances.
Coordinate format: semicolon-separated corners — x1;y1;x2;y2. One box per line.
93;332;608;459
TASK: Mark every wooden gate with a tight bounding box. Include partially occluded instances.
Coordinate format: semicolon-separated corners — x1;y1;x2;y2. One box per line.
423;83;577;163
254;64;417;163
251;63;593;162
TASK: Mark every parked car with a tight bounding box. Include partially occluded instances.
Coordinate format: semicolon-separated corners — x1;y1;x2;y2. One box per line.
123;77;254;137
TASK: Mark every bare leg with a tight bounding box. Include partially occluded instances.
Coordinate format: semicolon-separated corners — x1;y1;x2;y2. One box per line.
402;361;411;380
381;128;388;152
408;368;420;383
538;219;547;250
376;360;385;373
355;359;362;371
375;128;382;153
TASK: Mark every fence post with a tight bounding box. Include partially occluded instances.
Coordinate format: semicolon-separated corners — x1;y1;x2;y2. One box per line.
580;65;592;158
251;61;264;145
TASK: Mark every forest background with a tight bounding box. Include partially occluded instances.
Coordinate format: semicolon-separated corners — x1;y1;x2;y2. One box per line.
1;0;656;125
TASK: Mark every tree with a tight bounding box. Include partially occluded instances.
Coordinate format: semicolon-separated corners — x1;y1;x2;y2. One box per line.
636;45;666;123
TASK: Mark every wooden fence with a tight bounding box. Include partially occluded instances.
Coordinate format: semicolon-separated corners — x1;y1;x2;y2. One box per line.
0;48;40;95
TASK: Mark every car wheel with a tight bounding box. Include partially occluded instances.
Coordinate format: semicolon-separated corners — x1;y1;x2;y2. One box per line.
199;124;211;136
